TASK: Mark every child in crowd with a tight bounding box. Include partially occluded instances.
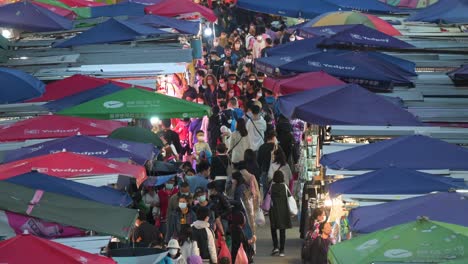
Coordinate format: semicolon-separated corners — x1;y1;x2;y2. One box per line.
193;130;212;163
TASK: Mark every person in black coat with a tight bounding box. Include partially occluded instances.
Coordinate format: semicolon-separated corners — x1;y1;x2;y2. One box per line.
210;143;230;180
230;211;254;264
269;170;292;257
159;119;183;155
307;222;332;264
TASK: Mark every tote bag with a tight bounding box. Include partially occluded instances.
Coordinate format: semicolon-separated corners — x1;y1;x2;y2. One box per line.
285;184;298;216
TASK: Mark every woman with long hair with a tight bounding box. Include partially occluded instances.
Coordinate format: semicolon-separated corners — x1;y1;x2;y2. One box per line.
269;170;292;257
228;118;251;164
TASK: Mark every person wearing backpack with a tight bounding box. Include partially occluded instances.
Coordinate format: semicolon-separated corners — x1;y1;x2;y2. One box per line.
191;207;218;264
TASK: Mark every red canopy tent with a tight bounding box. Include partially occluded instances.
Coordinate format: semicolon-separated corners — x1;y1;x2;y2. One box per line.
263;71;345;95
27;74;151;103
58;0;105;7
0;115;125;142
145;0;217;22
32;2;77;19
0;233;116;263
0;152;148;186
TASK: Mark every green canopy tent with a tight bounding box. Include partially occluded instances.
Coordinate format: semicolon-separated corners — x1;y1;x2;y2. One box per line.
109;126;164;147
58;88;211;119
0;181;137;239
329;218;468;264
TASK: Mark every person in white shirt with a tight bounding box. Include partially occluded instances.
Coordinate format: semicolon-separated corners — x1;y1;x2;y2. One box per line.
246;105;266;152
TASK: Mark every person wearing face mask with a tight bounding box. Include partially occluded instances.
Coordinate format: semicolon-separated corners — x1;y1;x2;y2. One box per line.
217;77;228;99
232;40;246;58
240;63;253;81
208;51;223;80
166;239;186;264
192;188;216;230
220;46;238;66
227;74;241;96
203;74;218;108
252;35;266;59
245;80;257;101
167;182;193;219
193;130;212;164
211;37;224;56
158;178;179;238
166;196;196;243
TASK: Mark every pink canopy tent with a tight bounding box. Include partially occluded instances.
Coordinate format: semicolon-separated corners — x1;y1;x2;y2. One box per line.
263;71;345;95
144;0;217;22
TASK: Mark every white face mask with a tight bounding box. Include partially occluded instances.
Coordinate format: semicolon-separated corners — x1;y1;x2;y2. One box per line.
229;80;236;85
245;59;252;63
257;92;263;97
219;83;226;87
169;249;178;256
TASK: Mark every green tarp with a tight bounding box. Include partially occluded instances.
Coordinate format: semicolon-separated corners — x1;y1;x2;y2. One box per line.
58;88;211;119
329;218;468;264
0;181;137;239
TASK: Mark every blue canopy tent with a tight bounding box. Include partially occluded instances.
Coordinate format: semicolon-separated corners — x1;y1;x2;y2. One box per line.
406;0;468;24
0;68;45;104
128;15;200;35
44;83;123;112
236;0;398;19
257;50;415;90
447;64;468;86
297;24;414;49
277;84;422;126
143;174;179;187
54;18;168;48
4;135;155;165
321;135;468;170
0;2;73;32
5;172;133;207
266;37;324;57
329;167;466;196
87;2;146;18
348;192;468;233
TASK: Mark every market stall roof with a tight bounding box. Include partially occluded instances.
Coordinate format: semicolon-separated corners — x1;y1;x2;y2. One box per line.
263;71;345;95
109;126;164;147
4;135;155;165
79;2;146;18
0;115;125;142
256;50;416;89
127;14;200;35
26;74;151;103
32;1;77;19
0;233;116;264
329;219;468;264
379;0;439;9
277;83;422;126
54;18;169;48
0;180;138;238
320;134;468;170
348;192;468;233
265;37;323;57
58;88;212;119
0;67;45;104
406;0;468;24
5;172;132;207
297;24;413;49
0;151;148;186
329;167;466;196
144;0;217;22
0;2;73;32
236;0;398;19
303;11;401;36
447;64;468;85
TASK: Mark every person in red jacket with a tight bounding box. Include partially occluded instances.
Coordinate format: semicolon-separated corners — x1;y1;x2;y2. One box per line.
158;177;179;237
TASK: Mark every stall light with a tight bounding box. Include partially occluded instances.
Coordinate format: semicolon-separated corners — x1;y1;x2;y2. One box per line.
150;117;160;125
203;27;213;37
1;29;13;39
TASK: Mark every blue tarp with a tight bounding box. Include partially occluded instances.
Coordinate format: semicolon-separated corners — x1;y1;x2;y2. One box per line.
0;2;73;32
321;135;468;170
237;0;397;19
348;192;468;233
88;2;146;18
0;68;45;104
299;24;415;49
447;64;468;84
144;174;178;186
266;37;324;57
5;172;133;207
257;50;415;88
328;167;466;196
128;15;200;35
277;84;422;126
4;135;155;165
54;18;168;48
406;0;468;24
44;83;123;112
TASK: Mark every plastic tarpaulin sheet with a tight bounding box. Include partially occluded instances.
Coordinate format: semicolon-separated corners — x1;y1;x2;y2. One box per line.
406;0;468;24
263;71;345;95
5;172;133;207
54;18;168;47
0;67;45;104
88;2;145;18
348;192;468;233
277;84;422;126
4;135;154;165
128;15;200;35
0;2;72;32
328;167;466;196
0;181;138;238
321;135;468;170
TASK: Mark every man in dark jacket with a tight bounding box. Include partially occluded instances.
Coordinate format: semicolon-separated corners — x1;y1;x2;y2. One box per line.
159;119;182;155
191;207;218;263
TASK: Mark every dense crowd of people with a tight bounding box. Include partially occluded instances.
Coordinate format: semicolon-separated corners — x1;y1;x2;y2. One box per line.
127;1;333;263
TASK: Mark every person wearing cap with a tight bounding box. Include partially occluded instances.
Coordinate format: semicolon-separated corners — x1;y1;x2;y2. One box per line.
166;239;186;264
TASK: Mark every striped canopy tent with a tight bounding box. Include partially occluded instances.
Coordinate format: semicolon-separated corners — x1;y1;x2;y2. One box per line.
379;0;439;9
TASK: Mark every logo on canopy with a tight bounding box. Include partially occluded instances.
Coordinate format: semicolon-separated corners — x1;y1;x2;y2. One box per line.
103;101;124;109
384;249;413;258
307;61;322;67
280;56;293;62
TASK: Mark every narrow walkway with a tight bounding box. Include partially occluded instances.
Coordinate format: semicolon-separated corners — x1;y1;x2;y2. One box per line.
254;218;302;264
